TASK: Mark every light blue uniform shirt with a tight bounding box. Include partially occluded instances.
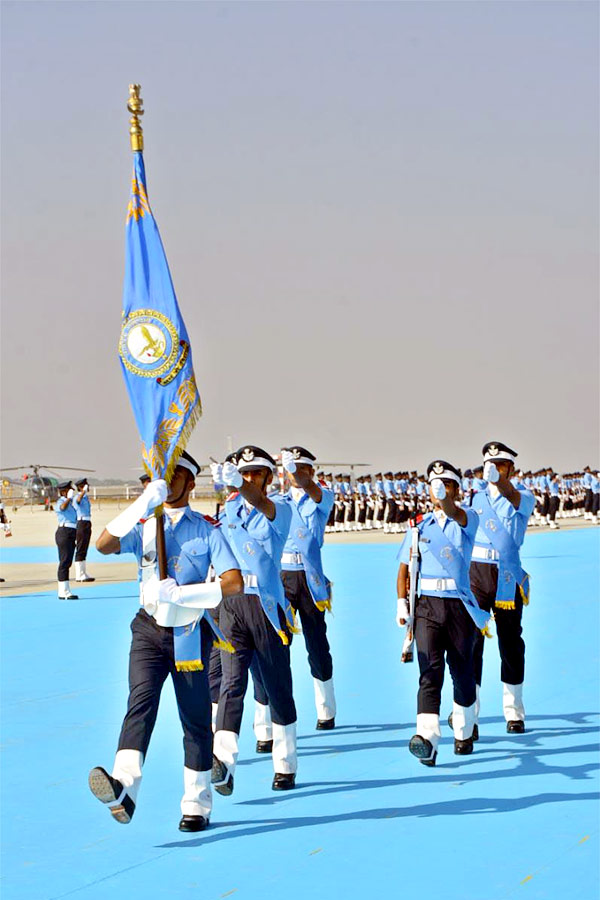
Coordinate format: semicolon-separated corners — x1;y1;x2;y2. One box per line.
398;508;479;598
119;507;238;585
221;496;291;592
383;479;395;499
54;497;77;528
591;475;600;494
73;493;91;519
282;488;334;571
472;488;535;558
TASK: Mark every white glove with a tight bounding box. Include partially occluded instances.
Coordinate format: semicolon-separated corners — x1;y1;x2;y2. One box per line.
106;479;168;538
222;461;243;489
210;462;223;484
431;479;446;500
396;598;413;629
83;484;89;493
66;488;75;499
281;450;297;474
142;574;222;614
484;461;500;483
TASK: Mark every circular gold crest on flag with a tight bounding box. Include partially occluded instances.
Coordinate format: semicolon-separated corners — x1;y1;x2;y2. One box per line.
119;309;179;378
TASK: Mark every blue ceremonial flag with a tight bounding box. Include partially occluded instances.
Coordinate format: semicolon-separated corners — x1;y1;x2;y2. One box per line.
119;151;201;481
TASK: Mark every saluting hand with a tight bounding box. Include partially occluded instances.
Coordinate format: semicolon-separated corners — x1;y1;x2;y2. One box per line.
484;462;500;484
281;450;297;474
210;462;223;484
431;479;446;500
222;461;243;489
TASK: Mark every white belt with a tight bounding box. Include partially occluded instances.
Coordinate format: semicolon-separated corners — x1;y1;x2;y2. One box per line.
78;516;92;522
420;577;457;592
244;574;258;589
59;523;77;529
282;552;303;566
472;546;500;562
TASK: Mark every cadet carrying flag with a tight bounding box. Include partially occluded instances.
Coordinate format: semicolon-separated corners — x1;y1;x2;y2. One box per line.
118;150;201;481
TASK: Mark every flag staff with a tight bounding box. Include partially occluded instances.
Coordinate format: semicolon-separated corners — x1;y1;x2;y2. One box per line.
128;84;144;152
125;83;167;578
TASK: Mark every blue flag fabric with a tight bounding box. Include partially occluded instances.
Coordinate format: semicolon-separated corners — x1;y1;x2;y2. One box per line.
119;151;201;480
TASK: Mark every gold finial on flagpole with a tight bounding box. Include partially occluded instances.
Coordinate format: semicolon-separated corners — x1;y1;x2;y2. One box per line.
127;84;144;151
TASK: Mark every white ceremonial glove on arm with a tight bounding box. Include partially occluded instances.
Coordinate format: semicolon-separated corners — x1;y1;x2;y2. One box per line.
66;488;75;500
210;462;223;484
142;574;222;612
431;479;446;500
484;462;500;484
106;479;168;538
396;598;413;629
281;450;297;474
222;461;243;489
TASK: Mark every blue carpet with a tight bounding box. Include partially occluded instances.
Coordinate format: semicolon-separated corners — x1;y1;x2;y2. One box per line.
1;529;598;900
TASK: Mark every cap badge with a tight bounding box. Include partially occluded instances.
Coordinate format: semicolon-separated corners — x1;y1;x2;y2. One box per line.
293;448;301;460
488;445;499;456
433;462;444;475
242;448;255;462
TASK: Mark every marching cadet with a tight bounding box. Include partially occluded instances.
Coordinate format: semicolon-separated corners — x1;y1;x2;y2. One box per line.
54;480;79;600
355;476;367;531
583;467;593;519
280;447;336;727
547;471;561;529
374;473;385;528
89;451;243;832
333;474;346;531
211;446;298;794
324;473;336;532
469;441;535;734
396;460;489;766
73;478;95;582
364;474;375;529
342;474;354;531
591;470;600;524
383;471;397;533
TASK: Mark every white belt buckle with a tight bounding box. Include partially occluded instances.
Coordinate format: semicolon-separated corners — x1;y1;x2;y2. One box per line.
437;578;444;591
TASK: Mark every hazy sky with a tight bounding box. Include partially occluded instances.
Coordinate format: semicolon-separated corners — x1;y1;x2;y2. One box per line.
2;1;598;479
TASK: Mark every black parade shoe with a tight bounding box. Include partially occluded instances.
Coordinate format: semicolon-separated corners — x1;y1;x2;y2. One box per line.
448;713;479;742
179;815;209;832
408;735;437;766
272;772;296;791
506;720;525;734
316;717;335;730
454;737;474;755
211;756;234;796
256;740;273;754
88;766;135;824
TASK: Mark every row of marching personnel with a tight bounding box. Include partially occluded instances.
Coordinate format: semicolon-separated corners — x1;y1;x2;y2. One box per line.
82;440;587;833
320;466;600;533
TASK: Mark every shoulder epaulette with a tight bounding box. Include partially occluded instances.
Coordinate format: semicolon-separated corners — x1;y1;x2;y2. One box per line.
202;514;221;527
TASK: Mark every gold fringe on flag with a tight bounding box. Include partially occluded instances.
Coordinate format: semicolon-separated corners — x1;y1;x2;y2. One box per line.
495;600;516;610
175;659;204;672
213;638;235;655
315;599;332;613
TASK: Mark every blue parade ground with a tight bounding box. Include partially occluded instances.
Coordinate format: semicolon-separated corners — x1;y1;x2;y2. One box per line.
1;529;598;900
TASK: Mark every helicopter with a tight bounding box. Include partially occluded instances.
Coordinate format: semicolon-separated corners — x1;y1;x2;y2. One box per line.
0;465;95;506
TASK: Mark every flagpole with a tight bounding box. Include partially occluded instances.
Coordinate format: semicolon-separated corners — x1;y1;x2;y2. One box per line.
126;83;168;579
